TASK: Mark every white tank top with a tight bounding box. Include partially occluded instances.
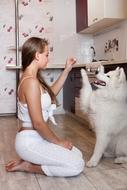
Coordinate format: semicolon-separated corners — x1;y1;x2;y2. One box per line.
17;76;57;127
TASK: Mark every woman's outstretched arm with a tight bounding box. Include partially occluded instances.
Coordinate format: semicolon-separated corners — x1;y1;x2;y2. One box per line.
51;58;76;95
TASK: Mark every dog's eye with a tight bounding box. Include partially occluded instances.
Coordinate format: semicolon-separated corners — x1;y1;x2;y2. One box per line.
107;75;110;78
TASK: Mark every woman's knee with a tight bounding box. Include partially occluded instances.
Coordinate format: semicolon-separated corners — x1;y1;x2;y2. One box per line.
69;157;85;176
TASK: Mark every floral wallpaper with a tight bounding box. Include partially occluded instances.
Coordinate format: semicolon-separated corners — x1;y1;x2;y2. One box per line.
18;0;54;64
0;0;54;114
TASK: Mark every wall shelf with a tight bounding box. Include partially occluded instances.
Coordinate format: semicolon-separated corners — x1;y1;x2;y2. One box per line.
6;64;22;69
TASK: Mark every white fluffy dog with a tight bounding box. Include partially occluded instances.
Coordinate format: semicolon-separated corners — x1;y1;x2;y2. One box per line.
80;65;127;167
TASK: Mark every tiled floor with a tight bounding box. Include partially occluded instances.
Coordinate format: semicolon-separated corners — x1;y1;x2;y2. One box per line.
0;115;127;190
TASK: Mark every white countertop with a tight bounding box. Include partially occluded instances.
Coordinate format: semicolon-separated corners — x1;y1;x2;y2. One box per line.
6;59;127;70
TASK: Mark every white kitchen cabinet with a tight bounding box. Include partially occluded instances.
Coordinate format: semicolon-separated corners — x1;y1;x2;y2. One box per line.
78;0;127;34
88;0;104;26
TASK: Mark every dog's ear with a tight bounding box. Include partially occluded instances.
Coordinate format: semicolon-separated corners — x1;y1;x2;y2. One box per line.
115;67;120;78
116;67;120;71
119;68;126;83
99;65;104;73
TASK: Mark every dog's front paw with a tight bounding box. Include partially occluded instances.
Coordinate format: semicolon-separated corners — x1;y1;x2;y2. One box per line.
86;160;98;168
81;69;89;82
81;69;87;77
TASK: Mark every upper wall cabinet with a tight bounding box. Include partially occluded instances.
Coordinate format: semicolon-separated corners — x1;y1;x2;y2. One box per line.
76;0;88;32
76;0;127;34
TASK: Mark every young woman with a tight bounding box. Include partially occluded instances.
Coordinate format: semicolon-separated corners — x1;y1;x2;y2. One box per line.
5;37;85;177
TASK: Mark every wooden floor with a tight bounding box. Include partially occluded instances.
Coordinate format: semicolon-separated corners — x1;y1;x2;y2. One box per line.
0;114;127;190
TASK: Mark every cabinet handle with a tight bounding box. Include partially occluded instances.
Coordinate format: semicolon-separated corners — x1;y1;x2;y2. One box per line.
93;18;98;22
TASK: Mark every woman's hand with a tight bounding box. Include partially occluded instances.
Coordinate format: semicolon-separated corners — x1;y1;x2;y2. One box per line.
50;57;76;96
64;57;77;74
58;140;73;150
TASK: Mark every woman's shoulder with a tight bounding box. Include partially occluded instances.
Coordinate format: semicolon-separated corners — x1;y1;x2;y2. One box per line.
19;76;40;92
24;77;39;88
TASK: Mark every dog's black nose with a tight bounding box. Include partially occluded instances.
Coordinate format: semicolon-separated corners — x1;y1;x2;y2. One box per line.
95;70;99;75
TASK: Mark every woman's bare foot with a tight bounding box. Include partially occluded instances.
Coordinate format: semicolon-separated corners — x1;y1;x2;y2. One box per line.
5;159;44;174
5;159;31;172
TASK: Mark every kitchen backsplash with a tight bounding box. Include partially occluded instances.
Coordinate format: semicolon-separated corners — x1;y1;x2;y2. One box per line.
53;0;93;65
94;20;127;61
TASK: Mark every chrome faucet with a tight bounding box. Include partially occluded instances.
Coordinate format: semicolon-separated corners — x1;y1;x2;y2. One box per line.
90;46;96;61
